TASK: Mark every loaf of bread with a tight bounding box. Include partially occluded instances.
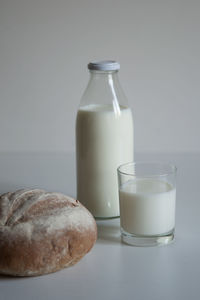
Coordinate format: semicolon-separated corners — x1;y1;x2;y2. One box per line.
0;189;97;276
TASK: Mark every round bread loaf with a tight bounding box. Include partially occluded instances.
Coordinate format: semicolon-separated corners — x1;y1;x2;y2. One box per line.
0;189;97;276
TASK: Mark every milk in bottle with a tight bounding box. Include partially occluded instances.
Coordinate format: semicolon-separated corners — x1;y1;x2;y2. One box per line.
76;61;134;218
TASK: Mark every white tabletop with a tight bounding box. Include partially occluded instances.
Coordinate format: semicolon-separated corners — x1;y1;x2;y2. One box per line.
0;152;199;300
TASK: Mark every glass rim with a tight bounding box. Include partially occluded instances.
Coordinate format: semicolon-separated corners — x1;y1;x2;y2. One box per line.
117;161;177;178
89;69;118;74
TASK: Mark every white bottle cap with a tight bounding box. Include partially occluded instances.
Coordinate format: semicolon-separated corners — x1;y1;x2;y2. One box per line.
88;60;120;71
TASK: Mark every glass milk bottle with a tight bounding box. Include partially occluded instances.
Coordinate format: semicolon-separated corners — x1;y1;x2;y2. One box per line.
76;61;134;218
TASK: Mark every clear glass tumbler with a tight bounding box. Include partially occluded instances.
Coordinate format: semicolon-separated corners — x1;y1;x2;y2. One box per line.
117;162;177;246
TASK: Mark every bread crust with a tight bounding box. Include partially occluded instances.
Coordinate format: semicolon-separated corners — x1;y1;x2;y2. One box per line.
0;189;97;276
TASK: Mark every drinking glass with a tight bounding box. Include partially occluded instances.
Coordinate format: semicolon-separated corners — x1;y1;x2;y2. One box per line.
117;162;177;246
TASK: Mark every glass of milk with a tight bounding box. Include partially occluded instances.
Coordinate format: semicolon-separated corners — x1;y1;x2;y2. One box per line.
117;162;177;246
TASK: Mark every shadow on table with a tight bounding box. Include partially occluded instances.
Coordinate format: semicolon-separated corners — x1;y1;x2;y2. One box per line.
96;221;121;244
0;274;27;280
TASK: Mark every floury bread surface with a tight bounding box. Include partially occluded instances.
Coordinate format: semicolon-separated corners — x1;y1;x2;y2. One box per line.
0;189;97;276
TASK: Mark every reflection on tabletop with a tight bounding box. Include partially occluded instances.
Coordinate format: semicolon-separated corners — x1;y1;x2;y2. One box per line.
96;219;121;244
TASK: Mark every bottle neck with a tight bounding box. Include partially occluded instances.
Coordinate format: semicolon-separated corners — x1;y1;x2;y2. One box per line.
79;69;128;112
88;70;121;98
89;69;119;82
88;70;121;113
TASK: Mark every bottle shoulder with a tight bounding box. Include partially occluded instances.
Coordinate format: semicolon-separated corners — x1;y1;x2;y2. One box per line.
79;73;129;108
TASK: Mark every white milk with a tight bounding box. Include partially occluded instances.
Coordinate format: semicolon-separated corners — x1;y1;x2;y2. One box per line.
119;179;176;235
76;104;133;218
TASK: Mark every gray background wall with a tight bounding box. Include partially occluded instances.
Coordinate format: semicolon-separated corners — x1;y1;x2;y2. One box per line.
0;0;199;153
